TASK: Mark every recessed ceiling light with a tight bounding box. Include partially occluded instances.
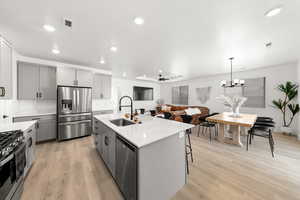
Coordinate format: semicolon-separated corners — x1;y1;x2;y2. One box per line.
122;72;127;77
52;49;60;54
99;58;105;64
134;17;144;25
110;46;118;52
159;69;163;73
265;6;283;17
43;24;56;32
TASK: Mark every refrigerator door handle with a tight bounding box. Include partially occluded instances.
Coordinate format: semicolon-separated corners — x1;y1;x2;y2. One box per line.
72;89;77;113
77;89;80;113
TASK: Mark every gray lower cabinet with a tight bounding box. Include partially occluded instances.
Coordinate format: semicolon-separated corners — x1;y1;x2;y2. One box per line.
94;119;116;178
107;129;116;177
13;114;57;142
37;118;56;142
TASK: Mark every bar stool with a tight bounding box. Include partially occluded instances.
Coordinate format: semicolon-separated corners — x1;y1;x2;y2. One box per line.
180;115;194;174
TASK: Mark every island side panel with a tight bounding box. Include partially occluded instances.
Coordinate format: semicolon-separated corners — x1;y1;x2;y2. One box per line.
138;131;186;200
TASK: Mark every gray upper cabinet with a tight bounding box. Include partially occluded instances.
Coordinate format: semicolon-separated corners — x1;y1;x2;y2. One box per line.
57;67;77;86
39;66;57;100
57;67;93;87
17;62;39;100
0;37;13;99
77;70;93;87
93;74;112;99
17;61;57;100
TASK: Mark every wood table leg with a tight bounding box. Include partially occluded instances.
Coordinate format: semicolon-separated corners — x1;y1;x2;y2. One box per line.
232;125;243;147
218;123;225;143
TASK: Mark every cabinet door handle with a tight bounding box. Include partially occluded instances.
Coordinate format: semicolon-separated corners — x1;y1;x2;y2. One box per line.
36;92;39;99
27;129;32;133
32;118;40;120
28;137;33;147
0;87;5;97
39;92;42;98
104;136;109;146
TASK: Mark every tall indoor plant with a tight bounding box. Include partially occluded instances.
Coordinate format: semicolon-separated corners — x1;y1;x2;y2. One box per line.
272;81;300;134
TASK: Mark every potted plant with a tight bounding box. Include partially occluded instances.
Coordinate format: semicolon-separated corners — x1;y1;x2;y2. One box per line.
272;81;300;134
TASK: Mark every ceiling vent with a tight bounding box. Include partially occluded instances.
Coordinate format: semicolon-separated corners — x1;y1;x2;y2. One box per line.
265;42;272;48
64;19;72;27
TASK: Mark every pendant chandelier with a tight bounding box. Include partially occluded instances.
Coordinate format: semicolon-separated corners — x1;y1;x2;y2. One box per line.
220;57;245;88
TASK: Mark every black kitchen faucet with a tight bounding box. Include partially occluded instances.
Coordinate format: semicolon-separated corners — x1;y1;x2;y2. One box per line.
119;96;133;120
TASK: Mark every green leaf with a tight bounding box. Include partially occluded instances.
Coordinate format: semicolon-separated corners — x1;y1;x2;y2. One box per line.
288;104;300;116
272;99;284;110
276;81;298;101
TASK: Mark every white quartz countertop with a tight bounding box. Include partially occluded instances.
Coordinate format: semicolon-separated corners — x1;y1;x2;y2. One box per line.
94;113;194;148
13;109;114;118
0;121;37;132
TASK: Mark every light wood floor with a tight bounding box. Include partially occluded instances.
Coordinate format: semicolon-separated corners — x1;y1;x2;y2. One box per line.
21;131;300;200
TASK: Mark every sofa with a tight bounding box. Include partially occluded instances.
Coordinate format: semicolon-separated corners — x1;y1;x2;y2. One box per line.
161;104;209;125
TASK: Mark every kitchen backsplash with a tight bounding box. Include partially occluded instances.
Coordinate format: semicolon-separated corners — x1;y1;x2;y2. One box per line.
0;100;56;123
0;99;115;124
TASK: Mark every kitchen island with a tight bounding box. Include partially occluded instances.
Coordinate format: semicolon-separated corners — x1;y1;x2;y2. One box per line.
94;113;193;200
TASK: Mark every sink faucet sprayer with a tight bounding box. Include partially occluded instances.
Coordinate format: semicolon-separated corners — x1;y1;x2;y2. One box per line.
119;96;133;120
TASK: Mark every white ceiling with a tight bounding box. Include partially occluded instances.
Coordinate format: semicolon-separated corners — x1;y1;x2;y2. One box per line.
0;0;300;80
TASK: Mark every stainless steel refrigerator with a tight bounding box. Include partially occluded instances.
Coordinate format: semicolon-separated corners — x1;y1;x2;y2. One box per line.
57;86;92;141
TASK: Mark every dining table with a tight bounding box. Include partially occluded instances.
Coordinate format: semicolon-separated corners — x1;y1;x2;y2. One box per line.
206;112;257;147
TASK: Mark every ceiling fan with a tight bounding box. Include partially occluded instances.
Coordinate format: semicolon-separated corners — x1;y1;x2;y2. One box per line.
157;73;182;82
136;72;183;82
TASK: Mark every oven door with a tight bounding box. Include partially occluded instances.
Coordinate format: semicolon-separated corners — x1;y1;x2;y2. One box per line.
0;154;15;200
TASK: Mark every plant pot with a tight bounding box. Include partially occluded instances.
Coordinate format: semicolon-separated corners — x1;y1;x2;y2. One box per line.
280;126;293;135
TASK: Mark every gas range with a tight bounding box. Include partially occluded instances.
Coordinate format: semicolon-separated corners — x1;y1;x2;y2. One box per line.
0;130;24;161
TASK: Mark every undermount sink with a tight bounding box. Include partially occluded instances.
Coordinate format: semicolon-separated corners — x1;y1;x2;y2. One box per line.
110;118;135;127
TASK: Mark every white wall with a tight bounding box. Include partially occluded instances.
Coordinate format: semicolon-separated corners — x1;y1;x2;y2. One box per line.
0;52;160;123
93;78;160;113
161;62;298;133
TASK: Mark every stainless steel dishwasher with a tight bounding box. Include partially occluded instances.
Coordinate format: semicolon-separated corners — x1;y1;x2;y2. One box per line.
116;135;137;200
